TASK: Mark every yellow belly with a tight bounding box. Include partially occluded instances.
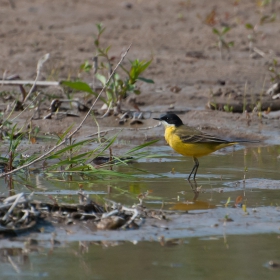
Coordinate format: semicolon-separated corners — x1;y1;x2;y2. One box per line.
164;127;235;158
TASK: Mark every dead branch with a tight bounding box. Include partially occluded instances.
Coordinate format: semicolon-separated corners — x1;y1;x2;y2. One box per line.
121;206;139;228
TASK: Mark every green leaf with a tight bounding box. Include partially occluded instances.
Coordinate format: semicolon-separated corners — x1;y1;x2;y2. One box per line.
47;159;81;170
125;139;159;155
80;61;92;72
245;23;254;29
47;139;94;159
221;26;231;35
129;59;153;81
126;83;135;92
61;80;107;104
0;156;8;162
210;102;217;110
95;73;107;86
225;197;231;207
94;39;99;47
56;124;74;144
137;77;154;84
106;88;114;102
137;59;152;73
94;134;119;158
61;81;94;94
224;104;231;112
260;15;269;25
33;126;40;135
212;28;220;35
96;23;106;35
104;46;111;55
66;164;95;171
270;13;276;23
133;89;141;95
120;65;130;75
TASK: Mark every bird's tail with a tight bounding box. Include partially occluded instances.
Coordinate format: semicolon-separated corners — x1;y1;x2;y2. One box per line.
235;139;260;143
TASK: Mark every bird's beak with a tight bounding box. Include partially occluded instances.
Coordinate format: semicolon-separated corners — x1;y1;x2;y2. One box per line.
153;118;162;121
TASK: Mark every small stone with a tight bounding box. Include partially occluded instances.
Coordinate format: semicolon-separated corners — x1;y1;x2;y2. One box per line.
97;216;126;230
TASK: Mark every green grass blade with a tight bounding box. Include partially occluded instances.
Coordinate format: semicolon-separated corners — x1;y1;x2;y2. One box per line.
125;139;159;155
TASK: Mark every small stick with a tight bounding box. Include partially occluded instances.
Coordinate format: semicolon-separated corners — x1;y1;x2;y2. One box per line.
23;53;50;104
87;122;161;138
0;80;59;87
0;202;15;210
101;209;119;218
8;256;21;274
2;193;25;221
16;209;29;223
80;212;99;218
121;206;138;228
253;47;266;58
10;92;42;122
3;193;27;203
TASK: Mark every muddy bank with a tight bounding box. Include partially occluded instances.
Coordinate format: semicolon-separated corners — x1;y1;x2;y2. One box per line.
0;205;280;248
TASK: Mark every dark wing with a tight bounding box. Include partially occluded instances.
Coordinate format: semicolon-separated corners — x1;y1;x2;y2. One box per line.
180;134;230;144
175;125;230;144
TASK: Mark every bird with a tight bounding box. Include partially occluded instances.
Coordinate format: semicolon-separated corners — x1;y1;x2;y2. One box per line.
154;113;258;180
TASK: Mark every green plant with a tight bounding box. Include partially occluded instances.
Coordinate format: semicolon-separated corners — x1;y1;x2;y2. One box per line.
93;23;154;107
63;23;154;112
45;132;158;176
257;0;277;24
212;27;234;59
61;80;107;104
245;1;276;55
268;58;280;82
244;23;256;54
223;104;233;112
0;122;160;189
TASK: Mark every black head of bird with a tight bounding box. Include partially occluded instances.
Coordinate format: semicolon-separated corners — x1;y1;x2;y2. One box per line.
153;113;183;127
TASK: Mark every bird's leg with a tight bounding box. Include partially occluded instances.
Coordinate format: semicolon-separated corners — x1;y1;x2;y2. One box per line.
187;179;199;196
193;157;199;180
192;187;199;201
188;157;199;181
187;163;197;180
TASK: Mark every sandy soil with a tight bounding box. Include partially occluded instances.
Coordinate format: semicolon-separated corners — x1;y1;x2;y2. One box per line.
1;0;280;144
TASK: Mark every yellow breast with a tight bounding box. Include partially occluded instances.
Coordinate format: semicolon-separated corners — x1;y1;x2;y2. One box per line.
164;126;234;158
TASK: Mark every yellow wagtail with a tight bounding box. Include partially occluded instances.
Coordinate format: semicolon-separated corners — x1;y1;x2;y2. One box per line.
154;113;258;180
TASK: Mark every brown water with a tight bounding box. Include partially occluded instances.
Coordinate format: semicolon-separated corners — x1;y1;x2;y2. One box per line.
0;145;280;279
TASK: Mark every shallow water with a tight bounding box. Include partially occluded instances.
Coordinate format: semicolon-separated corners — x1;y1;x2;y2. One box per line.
1;235;280;280
13;144;279;208
0;144;280;279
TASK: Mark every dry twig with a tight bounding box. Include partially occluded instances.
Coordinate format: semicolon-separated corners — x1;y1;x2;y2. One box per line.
87;122;161;138
23;53;50;104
